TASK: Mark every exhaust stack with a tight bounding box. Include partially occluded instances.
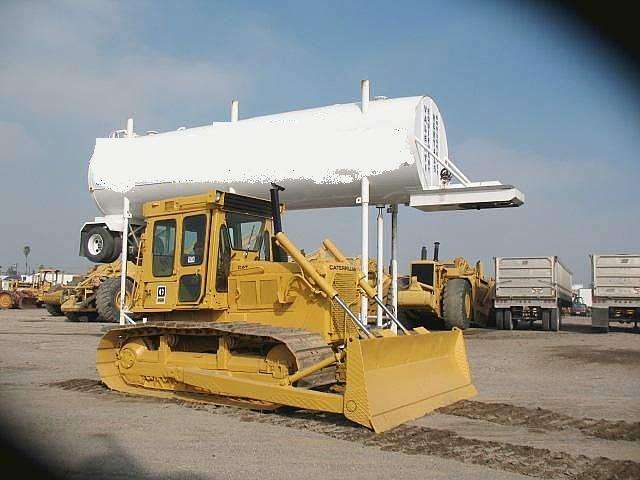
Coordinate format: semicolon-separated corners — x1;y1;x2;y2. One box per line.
433;242;440;262
269;183;287;262
421;246;428;261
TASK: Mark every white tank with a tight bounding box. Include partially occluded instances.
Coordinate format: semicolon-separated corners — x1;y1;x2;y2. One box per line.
88;95;448;218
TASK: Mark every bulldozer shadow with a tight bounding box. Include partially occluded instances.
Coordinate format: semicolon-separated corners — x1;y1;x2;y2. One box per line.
67;433;212;480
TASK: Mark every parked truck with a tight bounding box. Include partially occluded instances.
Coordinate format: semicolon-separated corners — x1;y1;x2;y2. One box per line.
590;253;640;332
494;256;572;331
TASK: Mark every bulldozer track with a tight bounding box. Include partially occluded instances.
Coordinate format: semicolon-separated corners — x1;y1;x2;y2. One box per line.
436;399;640;442
98;321;337;395
49;379;640;479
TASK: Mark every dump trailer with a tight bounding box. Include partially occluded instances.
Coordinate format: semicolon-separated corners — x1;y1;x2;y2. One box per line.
494;256;572;331
96;187;476;433
397;243;494;330
591;253;640;332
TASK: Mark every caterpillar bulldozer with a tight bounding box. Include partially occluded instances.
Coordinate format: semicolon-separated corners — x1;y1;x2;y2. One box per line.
398;243;495;330
97;187;476;433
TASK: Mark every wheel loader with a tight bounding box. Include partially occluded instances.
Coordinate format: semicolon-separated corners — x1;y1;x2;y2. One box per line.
96;186;476;433
397;243;495;330
0;268;64;310
40;261;137;322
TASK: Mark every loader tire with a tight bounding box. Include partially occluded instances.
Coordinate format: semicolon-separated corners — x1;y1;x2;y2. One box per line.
0;292;15;309
495;309;504;329
442;279;472;330
45;303;64;316
96;277;133;324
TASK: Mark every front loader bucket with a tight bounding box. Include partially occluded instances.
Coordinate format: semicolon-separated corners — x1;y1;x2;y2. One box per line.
343;328;476;433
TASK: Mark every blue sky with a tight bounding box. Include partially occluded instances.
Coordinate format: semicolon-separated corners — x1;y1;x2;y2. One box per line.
1;0;638;282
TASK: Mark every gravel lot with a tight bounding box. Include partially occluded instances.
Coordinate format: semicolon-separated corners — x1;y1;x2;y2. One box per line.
0;309;638;479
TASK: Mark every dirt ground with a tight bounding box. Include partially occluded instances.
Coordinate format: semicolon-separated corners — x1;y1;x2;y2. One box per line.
0;309;638;479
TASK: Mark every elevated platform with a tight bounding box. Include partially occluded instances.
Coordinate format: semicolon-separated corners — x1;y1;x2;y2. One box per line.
408;182;524;212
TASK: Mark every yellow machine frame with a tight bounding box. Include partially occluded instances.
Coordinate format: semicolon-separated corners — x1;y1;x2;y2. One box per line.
97;189;476;432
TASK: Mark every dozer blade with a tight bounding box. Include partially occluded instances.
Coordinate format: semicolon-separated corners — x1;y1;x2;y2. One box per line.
343;328;476;433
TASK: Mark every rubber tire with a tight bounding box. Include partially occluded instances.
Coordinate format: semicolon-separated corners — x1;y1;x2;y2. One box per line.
0;292;15;309
503;309;513;330
84;226;115;263
106;235;123;264
495;309;504;330
442;279;472;330
96;277;133;323
549;309;560;332
541;310;551;331
45;303;64;316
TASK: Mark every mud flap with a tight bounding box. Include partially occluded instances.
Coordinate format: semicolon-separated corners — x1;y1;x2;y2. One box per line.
343;328;476;433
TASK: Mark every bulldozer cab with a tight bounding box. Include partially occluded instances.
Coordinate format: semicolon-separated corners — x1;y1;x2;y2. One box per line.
136;191;275;312
409;259;439;289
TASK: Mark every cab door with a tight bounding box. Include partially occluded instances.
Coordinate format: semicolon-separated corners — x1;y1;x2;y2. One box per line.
176;213;210;306
144;217;179;310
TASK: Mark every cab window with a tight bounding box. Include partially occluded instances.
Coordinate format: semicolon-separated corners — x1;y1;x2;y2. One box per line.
259;231;270;261
226;212;266;251
216;225;231;292
152;220;176;277
181;215;207;266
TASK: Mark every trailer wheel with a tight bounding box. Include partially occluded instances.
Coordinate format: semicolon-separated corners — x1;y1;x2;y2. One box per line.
84;226;115;263
45;303;64;316
96;277;133;323
495;309;504;330
442;279;472;330
503;309;513;330
541;310;551;331
549;309;560;332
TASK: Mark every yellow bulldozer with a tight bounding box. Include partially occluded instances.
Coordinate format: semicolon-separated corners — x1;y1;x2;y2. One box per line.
397;243;495;330
96;186;476;433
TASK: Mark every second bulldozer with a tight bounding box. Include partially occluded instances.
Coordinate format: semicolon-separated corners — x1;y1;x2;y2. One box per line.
398;243;495;330
96;187;476;433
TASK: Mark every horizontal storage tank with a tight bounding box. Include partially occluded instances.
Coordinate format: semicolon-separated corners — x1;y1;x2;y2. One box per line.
89;95;448;218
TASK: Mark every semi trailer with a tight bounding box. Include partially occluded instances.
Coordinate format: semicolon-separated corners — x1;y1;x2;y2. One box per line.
591;253;640;332
494;256;572;331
